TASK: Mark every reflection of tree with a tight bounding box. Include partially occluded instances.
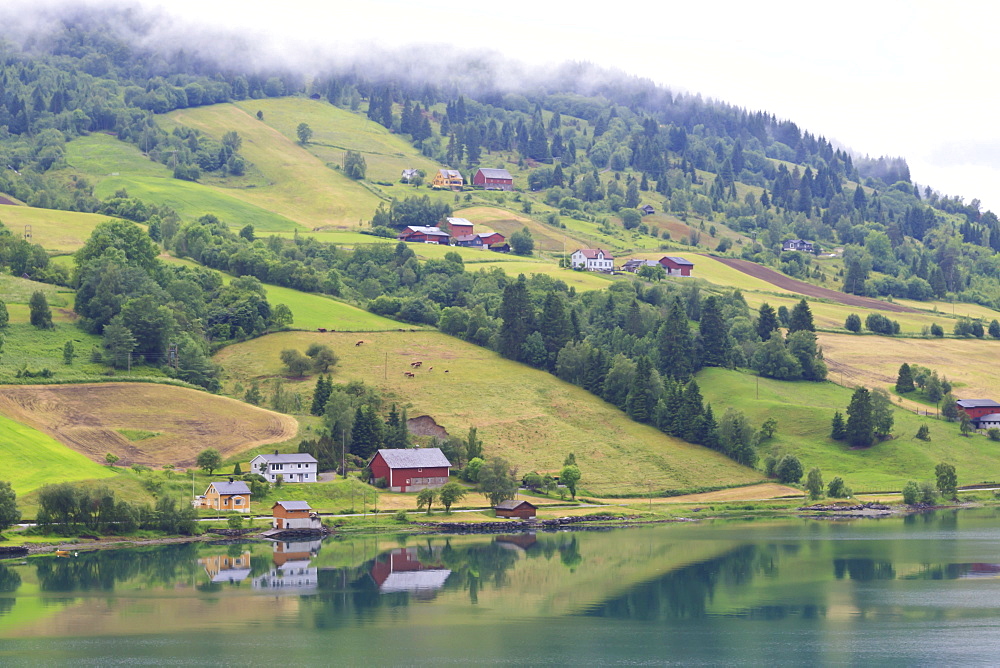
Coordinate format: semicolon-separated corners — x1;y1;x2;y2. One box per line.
0;564;21;616
583;545;769;620
833;559;896;581
558;537;582;571
34;544;200;592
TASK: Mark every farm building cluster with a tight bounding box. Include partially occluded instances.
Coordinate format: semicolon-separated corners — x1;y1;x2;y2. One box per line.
572;249;695;277
422;167;514;191
956;399;1000;430
397;217;508;251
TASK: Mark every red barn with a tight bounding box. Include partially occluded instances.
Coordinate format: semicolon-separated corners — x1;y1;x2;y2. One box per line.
398;226;452;244
445;217;474;237
659;256;695;277
494;499;537;519
472;168;514;191
956;399;1000;421
368;448;452;492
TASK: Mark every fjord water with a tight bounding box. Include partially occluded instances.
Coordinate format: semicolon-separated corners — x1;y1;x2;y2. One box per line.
5;510;1000;665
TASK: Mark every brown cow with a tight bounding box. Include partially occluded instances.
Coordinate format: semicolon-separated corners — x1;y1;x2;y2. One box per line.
403;371;415;378
355;340;364;346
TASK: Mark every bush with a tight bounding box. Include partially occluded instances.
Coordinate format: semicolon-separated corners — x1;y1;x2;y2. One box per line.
915;424;931;441
989;428;1000;442
394;510;409;523
902;481;920;505
827;477;850;498
844;313;862;332
920;481;937;504
775;454;803;483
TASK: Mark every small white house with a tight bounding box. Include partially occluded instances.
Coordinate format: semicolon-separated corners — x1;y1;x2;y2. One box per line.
250;452;319;483
571;248;614;272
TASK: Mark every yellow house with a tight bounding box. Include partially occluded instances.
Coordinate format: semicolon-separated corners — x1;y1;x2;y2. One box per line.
196;479;252;513
432;169;464;190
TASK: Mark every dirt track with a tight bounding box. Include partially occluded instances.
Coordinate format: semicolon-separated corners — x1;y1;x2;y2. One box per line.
709;256;921;313
0;383;297;467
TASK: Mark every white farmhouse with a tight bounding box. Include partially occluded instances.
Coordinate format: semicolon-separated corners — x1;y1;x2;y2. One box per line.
250;452;319;483
571;248;614;272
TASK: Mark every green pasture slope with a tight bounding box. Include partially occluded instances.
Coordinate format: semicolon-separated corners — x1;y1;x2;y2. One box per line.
64;133;302;232
0;413;113;495
698;367;1000;492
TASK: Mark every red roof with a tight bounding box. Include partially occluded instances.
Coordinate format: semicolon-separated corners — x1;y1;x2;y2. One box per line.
576;248;614;260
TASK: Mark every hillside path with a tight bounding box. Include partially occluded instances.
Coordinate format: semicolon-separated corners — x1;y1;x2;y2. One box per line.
707;256;921;313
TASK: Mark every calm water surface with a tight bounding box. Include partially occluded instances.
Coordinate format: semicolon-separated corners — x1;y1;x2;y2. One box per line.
4;509;1000;665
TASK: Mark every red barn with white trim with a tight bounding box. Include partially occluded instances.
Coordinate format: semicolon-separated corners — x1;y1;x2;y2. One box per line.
368;448;452;492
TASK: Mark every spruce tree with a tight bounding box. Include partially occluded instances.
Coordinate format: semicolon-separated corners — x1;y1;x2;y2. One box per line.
681;381;705;443
498;276;533;362
788;299;815;333
757;303;779;341
831;411;847;440
539;291;571;370
698;295;730;367
845;387;874;447
895;363;915;394
658;298;695;379
310;375;332;416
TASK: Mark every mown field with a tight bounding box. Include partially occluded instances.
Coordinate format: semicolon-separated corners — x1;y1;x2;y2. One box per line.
213;330;763;496
163;104;383;227
64;133;301;232
0;203;114;253
0;383;297;469
698;367;1000;491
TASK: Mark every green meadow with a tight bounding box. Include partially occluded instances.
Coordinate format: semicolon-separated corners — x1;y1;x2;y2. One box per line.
698;367;1000;491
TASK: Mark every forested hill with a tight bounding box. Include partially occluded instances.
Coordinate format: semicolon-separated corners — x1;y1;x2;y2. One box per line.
1;7;1000;310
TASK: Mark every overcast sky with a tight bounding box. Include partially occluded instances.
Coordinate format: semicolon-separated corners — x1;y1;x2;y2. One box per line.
54;1;1000;210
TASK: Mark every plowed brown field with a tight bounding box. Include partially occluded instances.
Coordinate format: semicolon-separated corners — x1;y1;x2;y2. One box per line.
0;383;297;467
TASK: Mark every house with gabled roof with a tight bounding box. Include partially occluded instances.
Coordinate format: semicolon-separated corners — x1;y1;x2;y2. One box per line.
271;500;322;530
250;452;318;483
956;399;1000;428
782;239;815;253
432;169;464;190
368;448;452;492
445;217;474;237
473;167;514;191
659;256;694;277
196;479;251;513
397;225;453;244
571;248;614;272
495;499;537;519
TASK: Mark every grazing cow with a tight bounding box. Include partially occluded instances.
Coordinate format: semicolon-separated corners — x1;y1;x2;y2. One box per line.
404;371;415;378
317;328;327;333
444;370;449;373
355;340;364;346
410;361;422;368
427;367;433;371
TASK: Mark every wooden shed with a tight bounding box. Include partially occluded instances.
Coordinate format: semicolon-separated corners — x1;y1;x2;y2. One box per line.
495;499;537;519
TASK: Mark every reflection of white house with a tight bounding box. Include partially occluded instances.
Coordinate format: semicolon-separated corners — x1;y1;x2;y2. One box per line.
250;452;318;483
571;248;614;272
253;539;321;592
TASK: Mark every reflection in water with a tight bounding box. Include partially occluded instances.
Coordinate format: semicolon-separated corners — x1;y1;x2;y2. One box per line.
0;564;20;616
582;545;771;620
833;558;896;581
370;547;450;596
199;551;252;584
34;543;200;592
254;539;321;592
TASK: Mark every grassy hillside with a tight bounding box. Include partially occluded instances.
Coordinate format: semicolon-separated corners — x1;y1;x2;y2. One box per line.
0;412;113;494
235;97;442;185
163;104;383;227
698;367;1000;491
0;204;115;254
0;383;297;469
64;133;302;232
213;330;763;496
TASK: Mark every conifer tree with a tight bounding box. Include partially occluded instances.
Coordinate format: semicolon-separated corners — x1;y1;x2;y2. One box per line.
757;303;779;341
310;375;332;416
539;291;571;370
845;387;874;447
698;295;730;367
788;299;815;333
895;363;915;394
498;276;533;362
658;298;694;379
831;411;846;440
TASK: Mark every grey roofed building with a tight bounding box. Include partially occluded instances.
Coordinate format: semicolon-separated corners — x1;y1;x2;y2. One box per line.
273;500;313;511
379;569;452;593
662;256;694;266
210;480;251;495
495;499;535;510
255;453;318;464
956;399;1000;408
477;168;513;179
372;447;452;469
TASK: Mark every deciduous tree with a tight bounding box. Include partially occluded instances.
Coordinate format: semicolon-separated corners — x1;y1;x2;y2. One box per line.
560;464;582;499
439;481;467;513
0;480;20;533
197;448;222;475
935;462;957;498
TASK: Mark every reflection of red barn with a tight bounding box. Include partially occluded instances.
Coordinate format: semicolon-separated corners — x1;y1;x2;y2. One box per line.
368;448;452;492
370;547;451;594
495;499;537;519
658;256;695;277
472;168;514;191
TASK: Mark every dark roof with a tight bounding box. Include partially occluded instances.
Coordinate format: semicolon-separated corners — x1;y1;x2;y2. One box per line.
478;168;513;180
495;499;536;510
273;500;312;511
254;453;317;464
209;481;251;495
374;448;452;469
438;169;462;178
454;234;483;243
957;399;1000;408
662;256;694;266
